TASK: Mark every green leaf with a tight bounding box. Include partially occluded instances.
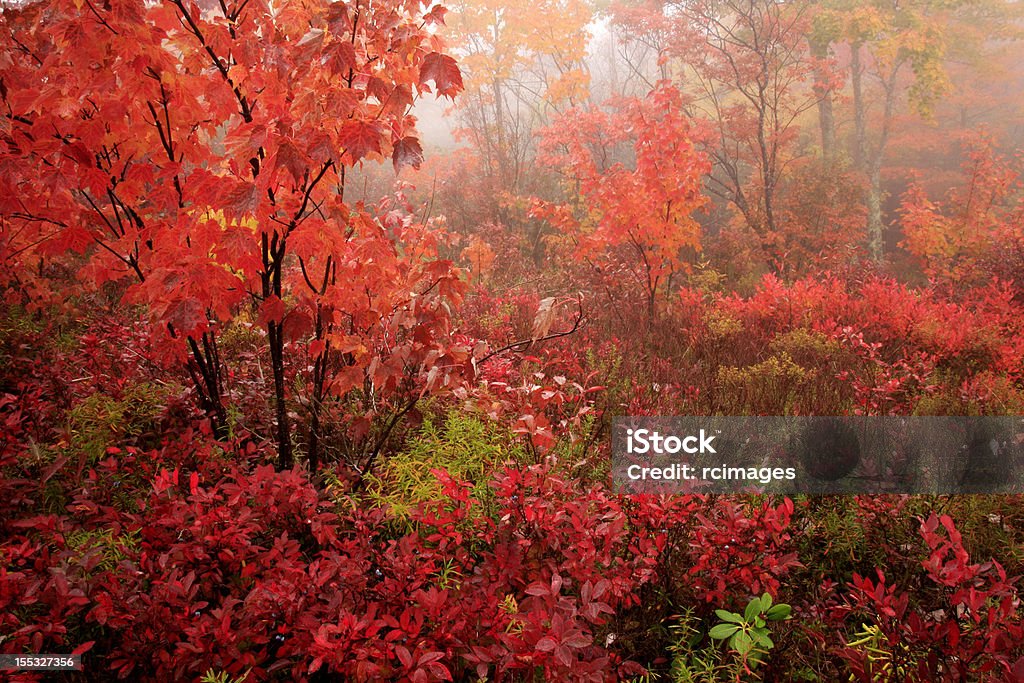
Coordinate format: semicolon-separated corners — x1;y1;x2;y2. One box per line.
715;609;744;624
744;597;762;621
761;592;772;610
766;604;792;621
709;624;740;640
732;630;754;655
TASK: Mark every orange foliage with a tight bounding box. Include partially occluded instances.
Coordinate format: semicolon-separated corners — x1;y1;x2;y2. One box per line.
530;85;711;314
900;134;1024;290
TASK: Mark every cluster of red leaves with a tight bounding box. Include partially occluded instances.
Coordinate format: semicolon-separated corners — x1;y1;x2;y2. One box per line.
567;271;1024;417
831;512;1024;680
0;417;689;680
900;133;1024;295
4;302;1024;680
530;85;711;315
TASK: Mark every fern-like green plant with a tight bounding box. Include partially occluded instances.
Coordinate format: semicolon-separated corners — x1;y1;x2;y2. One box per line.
67;382;172;462
64;528;140;572
364;411;525;529
200;669;251;683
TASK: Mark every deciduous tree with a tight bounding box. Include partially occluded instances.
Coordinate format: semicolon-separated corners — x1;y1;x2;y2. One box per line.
614;0;827;272
0;0;467;469
813;0;1019;260
531;85;710;318
442;0;592;262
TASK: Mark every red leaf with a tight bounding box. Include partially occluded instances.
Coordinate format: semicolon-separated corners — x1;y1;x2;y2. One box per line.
417;651;445;666
535;636;558;652
223;182;259;218
419;52;463;99
395;644;413;669
393;136;424;172
258;295;286;326
275;139;308;184
166;299;206;336
335;41;357;72
67;142;93;166
339;120;383;162
423;5;448;26
282;308;314;340
294;28;325;63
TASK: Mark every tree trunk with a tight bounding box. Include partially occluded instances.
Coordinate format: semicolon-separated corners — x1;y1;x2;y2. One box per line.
810;37;836;164
851;42;866;171
852;43;897;263
755;89;777;239
185;333;229;439
493;76;508;190
866;163;884;262
307;305;328;473
262;233;292;469
268;319;292;469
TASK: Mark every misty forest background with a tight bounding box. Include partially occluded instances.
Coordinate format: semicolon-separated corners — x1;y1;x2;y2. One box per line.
3;0;1024;680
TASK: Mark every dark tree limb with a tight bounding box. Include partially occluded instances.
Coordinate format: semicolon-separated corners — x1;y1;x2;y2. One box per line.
476;294;585;367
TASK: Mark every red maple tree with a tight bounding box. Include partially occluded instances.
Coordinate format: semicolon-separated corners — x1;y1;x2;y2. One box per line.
1;0;467;468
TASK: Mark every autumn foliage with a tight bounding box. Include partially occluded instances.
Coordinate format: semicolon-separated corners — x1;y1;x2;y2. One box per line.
0;0;474;473
531;85;711;317
4;0;1024;680
900;134;1024;293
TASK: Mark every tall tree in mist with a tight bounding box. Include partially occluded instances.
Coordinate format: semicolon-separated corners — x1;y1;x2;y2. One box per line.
812;0;1021;261
445;0;592;247
615;0;828;272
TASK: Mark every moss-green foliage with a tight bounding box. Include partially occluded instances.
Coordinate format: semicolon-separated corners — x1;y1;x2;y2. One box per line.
200;669;251;683
365;412;525;527
0;305;43;342
688;263;728;295
792;496;893;582
932;496;1024;576
715;353;811;415
586;343;629;416
64;527;140;572
666;609;726;682
703;309;744;341
217;313;264;357
67;382;172;462
768;328;842;367
548;412;607;483
0;305;82;361
711;328;855;414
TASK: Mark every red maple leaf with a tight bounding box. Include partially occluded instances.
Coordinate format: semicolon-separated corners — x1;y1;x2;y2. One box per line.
419;52;463;99
339;120;383;162
392;136;424;172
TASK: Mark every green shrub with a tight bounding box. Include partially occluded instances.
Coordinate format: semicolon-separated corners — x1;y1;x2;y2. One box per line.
364;411;526;528
64;527;140;572
663;596;792;683
67;382;173;462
